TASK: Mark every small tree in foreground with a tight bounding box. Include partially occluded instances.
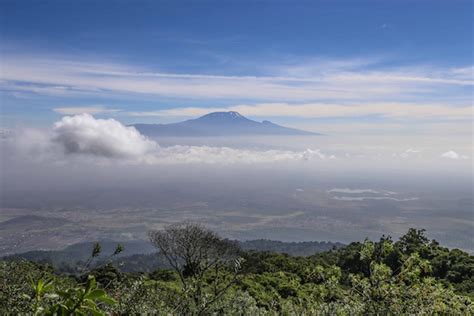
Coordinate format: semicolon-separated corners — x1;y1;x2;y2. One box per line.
149;222;244;314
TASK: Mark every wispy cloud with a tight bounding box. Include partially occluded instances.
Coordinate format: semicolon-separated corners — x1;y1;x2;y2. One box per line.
128;102;472;120
1;55;472;104
53;106;121;115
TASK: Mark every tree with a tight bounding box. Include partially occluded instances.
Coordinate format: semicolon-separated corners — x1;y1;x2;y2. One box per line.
149;222;244;314
348;239;473;314
397;228;429;255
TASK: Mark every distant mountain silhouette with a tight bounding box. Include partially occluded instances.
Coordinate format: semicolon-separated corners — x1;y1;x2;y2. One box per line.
132;111;320;137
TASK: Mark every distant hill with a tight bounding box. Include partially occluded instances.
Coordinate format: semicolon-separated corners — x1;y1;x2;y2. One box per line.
3;239;343;273
240;239;344;257
132;111;319;137
0;215;68;230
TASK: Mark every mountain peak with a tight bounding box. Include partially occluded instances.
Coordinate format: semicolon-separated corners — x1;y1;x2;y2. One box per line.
199;111;245;119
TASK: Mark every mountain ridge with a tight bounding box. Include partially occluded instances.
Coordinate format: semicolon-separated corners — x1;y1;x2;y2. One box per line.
132;111;320;137
3;239;344;272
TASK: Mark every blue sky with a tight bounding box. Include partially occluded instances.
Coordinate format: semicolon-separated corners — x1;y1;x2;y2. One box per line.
0;0;472;135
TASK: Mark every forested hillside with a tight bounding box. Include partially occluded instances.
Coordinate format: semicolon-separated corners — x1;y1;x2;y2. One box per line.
1;224;473;315
4;239;343;273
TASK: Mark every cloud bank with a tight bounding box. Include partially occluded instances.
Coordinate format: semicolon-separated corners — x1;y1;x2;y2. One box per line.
7;114;471;167
16;114;332;164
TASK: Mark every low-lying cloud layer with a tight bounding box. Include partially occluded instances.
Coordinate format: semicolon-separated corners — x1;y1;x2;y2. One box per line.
327;188;397;195
440;150;469;160
14;114;333;164
6;114;471;167
327;188;419;202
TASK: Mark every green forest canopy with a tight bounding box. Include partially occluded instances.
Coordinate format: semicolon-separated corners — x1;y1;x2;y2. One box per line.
1;225;473;315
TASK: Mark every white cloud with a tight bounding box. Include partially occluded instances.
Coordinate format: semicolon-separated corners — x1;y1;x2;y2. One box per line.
405;148;421;153
332;196;419;202
449;66;473;80
327;188;396;195
327;188;418;201
399;148;422;158
53;106;121;115
440;150;469;160
52;114;158;158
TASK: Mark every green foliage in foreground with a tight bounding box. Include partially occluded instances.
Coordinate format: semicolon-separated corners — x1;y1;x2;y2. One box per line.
1;228;473;315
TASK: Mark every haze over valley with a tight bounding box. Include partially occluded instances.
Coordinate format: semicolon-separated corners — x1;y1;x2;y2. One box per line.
1;111;472;255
